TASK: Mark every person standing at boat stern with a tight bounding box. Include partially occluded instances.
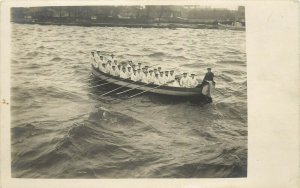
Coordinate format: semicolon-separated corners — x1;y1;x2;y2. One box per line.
202;68;215;86
200;68;215;97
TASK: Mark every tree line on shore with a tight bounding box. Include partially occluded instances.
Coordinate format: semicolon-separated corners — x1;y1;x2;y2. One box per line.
11;6;245;25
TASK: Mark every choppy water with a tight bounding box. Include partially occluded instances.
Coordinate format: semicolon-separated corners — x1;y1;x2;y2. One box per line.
11;23;247;178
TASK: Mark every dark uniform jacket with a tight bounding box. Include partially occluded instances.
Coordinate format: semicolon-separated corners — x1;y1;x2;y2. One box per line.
201;72;215;86
203;72;214;81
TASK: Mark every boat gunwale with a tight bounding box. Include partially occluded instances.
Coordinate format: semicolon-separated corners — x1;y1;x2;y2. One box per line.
92;65;202;96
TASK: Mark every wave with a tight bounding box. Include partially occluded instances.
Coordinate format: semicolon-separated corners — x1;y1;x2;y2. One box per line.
216;60;245;66
149;144;247;178
50;57;62;61
215;101;247;123
175;47;184;51
26;52;39;57
218;74;234;82
37;45;45;49
172;55;188;61
148;52;165;58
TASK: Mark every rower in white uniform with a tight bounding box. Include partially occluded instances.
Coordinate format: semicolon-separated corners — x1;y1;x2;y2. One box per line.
158;72;165;85
180;73;189;88
164;71;170;82
93;51;101;66
142;71;150;83
188;73;199;88
128;61;134;67
169;70;175;81
154;74;160;85
90;51;98;68
126;66;132;78
113;60;118;67
99;55;105;67
153;68;158;76
148;70;155;83
106;60;112;74
136;69;142;81
141;67;146;79
131;64;136;71
98;61;104;72
137;62;142;70
170;77;181;87
115;65;121;77
144;65;149;72
110;54;115;62
157;67;162;73
120;66;128;79
101;63;109;74
111;66;119;76
130;70;139;82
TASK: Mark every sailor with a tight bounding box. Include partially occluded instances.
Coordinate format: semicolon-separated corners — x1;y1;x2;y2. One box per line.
120;66;128;79
101;63;109;74
110;66;118;76
188;74;199;88
202;68;215;85
115;65;121;77
106;60;112;74
126;66;132;78
158;72;166;85
128;60;134;67
96;51;102;60
144;65;149;72
169;70;175;81
153;68;158;76
200;68;215;97
113;60;118;66
110;54;115;62
164;71;170;82
141;67;146;78
131;64;136;71
93;51;101;66
158;67;162;73
136;69;142;81
180;73;189;88
98;62;103;72
130;70;139;82
142;71;150;83
154;74;160;85
148;70;155;83
99;55;104;66
90;51;97;68
170;77;181;87
137;62;142;70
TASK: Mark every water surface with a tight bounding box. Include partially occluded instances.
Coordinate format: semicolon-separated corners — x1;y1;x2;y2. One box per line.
11;24;247;178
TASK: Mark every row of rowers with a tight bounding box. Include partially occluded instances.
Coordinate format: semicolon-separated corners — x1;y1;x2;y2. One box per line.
91;54;198;88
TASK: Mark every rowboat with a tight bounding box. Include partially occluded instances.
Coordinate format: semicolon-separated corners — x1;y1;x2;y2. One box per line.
91;64;212;99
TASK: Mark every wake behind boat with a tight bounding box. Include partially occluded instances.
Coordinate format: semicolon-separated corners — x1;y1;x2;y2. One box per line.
90;51;215;101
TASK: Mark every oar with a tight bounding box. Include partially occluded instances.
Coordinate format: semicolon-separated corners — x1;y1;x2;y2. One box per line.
100;82;133;96
81;75;110;86
116;81;153;95
87;82;111;88
127;81;174;99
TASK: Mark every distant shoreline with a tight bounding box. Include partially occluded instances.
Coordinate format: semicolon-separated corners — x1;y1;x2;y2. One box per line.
12;21;245;31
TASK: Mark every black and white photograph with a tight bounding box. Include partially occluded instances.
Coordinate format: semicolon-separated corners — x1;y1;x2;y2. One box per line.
10;5;247;178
